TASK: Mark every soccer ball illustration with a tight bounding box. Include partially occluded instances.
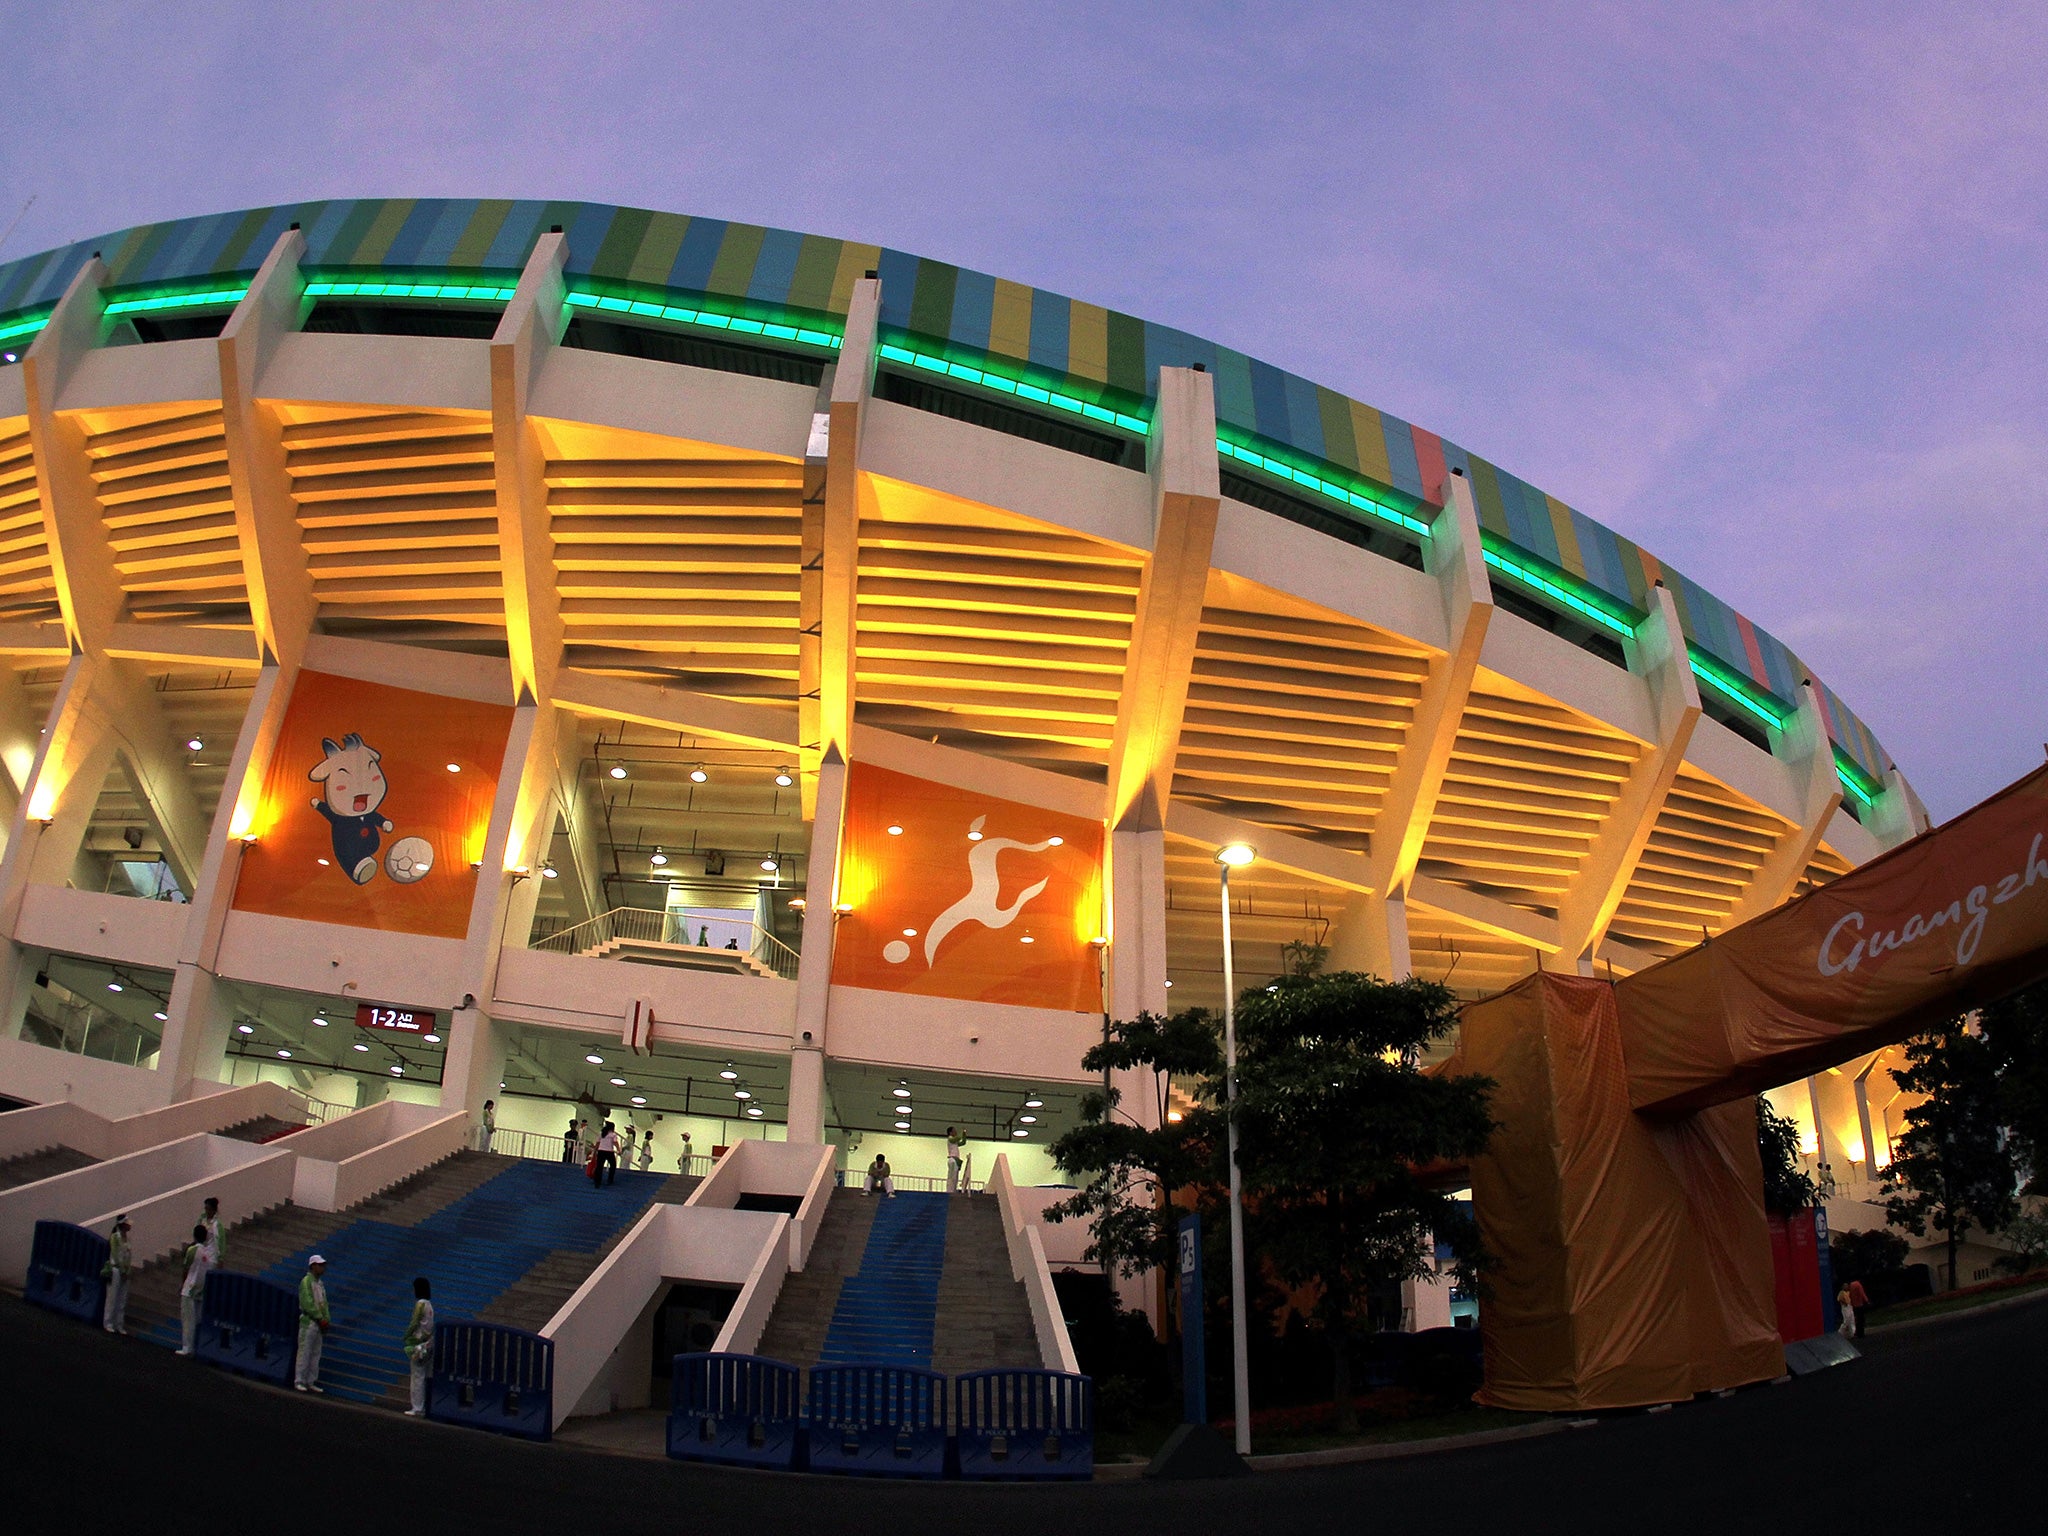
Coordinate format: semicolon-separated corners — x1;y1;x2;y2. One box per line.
386;837;434;884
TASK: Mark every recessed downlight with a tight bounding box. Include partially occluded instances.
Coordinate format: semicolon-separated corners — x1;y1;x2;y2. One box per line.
423;1033;440;1044
237;1024;253;1035
352;1043;369;1052
586;1054;604;1064
610;1077;626;1086
631;1096;647;1106
734;1089;752;1101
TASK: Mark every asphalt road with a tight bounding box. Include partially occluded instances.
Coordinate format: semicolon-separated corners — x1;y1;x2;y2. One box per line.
5;1291;2039;1535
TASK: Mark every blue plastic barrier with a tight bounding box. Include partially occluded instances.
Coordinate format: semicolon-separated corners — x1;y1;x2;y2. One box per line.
667;1352;804;1469
195;1272;299;1385
807;1364;948;1478
955;1369;1094;1480
24;1221;107;1325
430;1322;553;1441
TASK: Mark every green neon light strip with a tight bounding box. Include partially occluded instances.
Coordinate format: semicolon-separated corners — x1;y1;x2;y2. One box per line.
306;277;516;304
0;308;52;346
1215;436;1432;536
567;288;843;353
1687;644;1790;731
1833;748;1881;807
102;284;251;317
1482;539;1639;638
877;339;1148;433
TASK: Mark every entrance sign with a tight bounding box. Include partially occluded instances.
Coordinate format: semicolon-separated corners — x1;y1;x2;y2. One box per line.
356;1003;433;1034
1177;1212;1206;1424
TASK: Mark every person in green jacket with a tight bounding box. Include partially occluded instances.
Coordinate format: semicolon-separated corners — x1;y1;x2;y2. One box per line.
401;1276;435;1417
101;1213;133;1335
294;1255;330;1393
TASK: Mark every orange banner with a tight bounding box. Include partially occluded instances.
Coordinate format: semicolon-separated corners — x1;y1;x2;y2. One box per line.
1619;764;2048;1113
831;763;1104;1012
232;670;513;939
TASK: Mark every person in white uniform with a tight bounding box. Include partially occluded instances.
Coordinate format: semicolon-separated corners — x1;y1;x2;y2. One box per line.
636;1133;654;1173
101;1214;133;1335
200;1196;225;1269
864;1154;895;1197
175;1224;213;1355
946;1127;965;1194
402;1275;435;1417
295;1255;330;1392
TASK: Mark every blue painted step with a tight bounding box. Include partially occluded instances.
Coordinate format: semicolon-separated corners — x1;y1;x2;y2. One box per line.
143;1160;669;1404
817;1192;949;1369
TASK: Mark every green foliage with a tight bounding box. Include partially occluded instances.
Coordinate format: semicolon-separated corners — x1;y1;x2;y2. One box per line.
1223;971;1496;1425
1883;1021;2020;1287
1980;978;2048;1195
1829;1226;1909;1286
1993;1212;2048;1276
1280;939;1329;979
1046;1010;1223;1280
1756;1096;1817;1214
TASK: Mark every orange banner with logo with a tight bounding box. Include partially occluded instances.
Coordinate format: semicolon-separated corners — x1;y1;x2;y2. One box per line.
831;763;1105;1012
1619;763;2048;1113
232;670;513;939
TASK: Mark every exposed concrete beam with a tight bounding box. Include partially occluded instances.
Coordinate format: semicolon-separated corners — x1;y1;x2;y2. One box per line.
104;622;262;668
1164;799;1375;895
551;667;799;751
1408;871;1563;954
1555;585;1701;967
491;233;569;699
1329;469;1492;978
217;229;316;668
1366;469;1492;895
799;276;879;813
100;668;210;894
1867;764;1933;849
21;258;122;653
0;623;71;658
0;668;40;801
1104;366;1220;834
847;720;1102;820
787;749;848;1143
551;721;604;927
1724;681;1843;928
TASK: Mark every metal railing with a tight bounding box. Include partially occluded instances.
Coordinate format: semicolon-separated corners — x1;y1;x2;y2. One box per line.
836;1166;981;1195
480;1123;713;1178
530;907;800;980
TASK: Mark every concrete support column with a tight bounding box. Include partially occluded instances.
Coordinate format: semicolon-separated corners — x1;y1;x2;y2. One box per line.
1725;682;1843;928
491;233;569;701
1106;826;1169;1020
1326;887;1412;979
787;751;849;1145
1557;585;1701;970
156;660;295;1102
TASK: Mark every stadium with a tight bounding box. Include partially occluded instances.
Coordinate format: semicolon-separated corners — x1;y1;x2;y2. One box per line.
0;198;1929;1455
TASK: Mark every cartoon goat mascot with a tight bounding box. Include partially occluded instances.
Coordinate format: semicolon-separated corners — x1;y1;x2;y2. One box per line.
309;733;394;884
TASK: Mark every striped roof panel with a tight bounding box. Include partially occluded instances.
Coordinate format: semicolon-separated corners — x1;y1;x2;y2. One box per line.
0;198;1892;779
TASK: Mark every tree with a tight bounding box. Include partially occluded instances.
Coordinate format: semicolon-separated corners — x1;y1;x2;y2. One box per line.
1980;978;2048;1195
1828;1227;1909;1289
1756;1095;1817;1215
1225;971;1496;1431
1882;1022;2019;1289
1046;1010;1223;1280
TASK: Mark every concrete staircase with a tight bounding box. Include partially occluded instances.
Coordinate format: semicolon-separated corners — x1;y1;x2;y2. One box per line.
754;1188;1042;1375
0;1144;98;1192
217;1116;304;1144
122;1153;690;1408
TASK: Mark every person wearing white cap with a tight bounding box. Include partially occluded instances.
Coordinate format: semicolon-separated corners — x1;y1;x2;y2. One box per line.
101;1214;133;1335
175;1223;213;1356
295;1255;330;1392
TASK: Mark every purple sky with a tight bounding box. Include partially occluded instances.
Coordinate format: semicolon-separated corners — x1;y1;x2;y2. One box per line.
3;2;2042;821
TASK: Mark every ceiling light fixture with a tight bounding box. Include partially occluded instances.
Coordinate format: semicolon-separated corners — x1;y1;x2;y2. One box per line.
153;1011;167;1022
734;1089;752;1100
886;825;903;836
390;1066;403;1076
352;1043;369;1052
423;1033;440;1044
761;859;778;871
586;1053;604;1064
609;764;628;779
610;1076;626;1086
107;982;123;992
1019;1115;1037;1124
788;897;806;910
631;1096;647;1106
1024;1097;1043;1108
649;847;668;866
690;766;708;783
313;1017;328;1027
236;1023;253;1035
746;1106;764;1118
774;768;793;787
186;736;203;751
892;1086;910;1098
895;1121;910;1131
720;1065;738;1080
541;861;559;879
276;1049;292;1059
1012;1129;1029;1138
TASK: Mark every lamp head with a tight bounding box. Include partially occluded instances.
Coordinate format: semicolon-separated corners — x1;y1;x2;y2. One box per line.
1216;843;1257;868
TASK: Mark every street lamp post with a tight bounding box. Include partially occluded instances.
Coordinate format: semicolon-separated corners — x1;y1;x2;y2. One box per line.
1216;841;1255;1456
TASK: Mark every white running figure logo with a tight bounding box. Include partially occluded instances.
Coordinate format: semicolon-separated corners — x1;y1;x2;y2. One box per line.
919;815;1058;966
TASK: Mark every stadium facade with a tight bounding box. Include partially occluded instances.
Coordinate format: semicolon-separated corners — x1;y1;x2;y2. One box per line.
0;198;1924;1187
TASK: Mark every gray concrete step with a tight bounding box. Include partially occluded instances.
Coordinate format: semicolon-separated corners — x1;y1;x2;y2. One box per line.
0;1143;98;1192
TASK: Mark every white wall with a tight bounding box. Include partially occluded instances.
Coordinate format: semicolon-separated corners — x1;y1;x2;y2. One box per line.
824;984;1101;1087
492;948;796;1055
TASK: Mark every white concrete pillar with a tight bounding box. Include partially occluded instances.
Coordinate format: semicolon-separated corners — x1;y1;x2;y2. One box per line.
1326;888;1413;979
1107;826;1169;1020
787;752;849;1145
